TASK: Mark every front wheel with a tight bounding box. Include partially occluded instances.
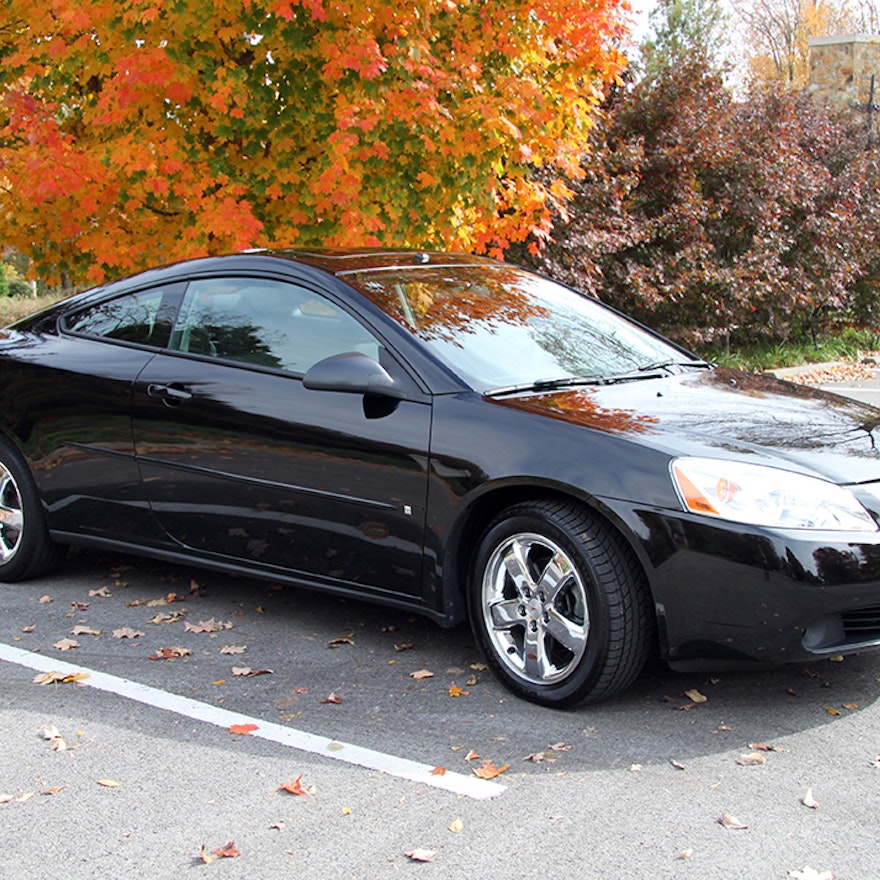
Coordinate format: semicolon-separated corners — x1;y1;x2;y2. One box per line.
0;438;62;582
469;499;652;707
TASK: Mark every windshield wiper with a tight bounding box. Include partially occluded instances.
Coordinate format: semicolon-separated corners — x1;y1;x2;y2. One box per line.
485;360;713;398
485;376;604;397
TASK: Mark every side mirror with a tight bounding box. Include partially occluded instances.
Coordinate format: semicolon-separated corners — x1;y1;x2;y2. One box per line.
303;352;407;399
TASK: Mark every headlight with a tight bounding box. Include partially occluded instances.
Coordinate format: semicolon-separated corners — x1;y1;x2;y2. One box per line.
671;457;878;532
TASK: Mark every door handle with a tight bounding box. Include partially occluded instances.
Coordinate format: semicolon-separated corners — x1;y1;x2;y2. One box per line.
147;383;193;404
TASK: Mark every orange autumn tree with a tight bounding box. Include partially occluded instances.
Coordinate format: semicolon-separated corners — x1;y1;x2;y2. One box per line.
0;0;628;285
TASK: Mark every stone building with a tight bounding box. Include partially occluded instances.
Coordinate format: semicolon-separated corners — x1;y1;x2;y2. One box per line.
809;35;880;132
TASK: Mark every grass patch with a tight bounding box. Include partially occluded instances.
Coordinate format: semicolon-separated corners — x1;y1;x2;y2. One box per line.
699;328;880;372
1;292;70;326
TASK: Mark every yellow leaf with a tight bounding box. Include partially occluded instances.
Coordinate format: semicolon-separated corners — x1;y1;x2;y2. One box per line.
448;817;464;833
448;684;469;697
96;779;120;788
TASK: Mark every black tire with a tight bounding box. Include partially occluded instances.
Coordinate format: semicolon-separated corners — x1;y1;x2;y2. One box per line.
469;498;653;707
0;437;62;582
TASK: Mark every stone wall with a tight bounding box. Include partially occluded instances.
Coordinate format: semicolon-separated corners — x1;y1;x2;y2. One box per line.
809;35;880;128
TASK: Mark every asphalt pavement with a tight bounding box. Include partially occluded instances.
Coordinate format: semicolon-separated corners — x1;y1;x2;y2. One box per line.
768;360;880;407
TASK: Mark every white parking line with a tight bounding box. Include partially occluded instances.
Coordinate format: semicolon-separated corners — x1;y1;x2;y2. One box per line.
0;642;506;800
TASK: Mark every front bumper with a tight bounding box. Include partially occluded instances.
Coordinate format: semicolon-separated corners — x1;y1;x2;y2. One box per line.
604;501;880;667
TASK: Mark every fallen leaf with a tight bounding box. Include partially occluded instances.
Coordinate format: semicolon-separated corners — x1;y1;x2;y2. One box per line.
229;723;258;736
50;736;67;752
405;849;436;862
736;752;767;766
185;617;232;633
787;869;834;880
221;645;247;655
448;684;469;697
410;669;434;680
149;610;186;624
320;692;342;704
88;587;111;598
71;625;100;636
394;642;417;652
33;671;89;685
684;688;708;703
149;646;191;660
473;760;508;779
464;750;481;762
842;703;860;710
232;667;273;677
0;794;13;804
670;759;687;770
112;627;144;639
677;848;695;860
470;662;488;671
41;786;66;796
199;845;215;865
718;812;748;829
277;775;313;796
628;763;643;772
549;742;572;752
96;779;121;788
39;724;61;740
341;807;352;815
21;625;35;633
211;841;240;859
38;595;52;604
748;742;784;752
823;706;841;716
430;766;447;776
802;786;820;809
448;817;464;833
327;636;355;648
52;638;79;651
526;753;550;764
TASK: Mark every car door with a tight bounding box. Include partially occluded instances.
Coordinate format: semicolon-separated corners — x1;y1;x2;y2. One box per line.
131;275;432;598
22;282;184;543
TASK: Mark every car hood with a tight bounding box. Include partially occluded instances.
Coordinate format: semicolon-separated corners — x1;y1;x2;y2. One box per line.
492;367;880;485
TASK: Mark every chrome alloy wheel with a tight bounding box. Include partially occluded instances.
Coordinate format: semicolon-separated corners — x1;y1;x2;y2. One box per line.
481;532;589;686
0;461;24;562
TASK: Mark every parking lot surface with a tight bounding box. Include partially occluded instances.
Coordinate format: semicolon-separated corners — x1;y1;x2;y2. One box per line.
2;548;880;879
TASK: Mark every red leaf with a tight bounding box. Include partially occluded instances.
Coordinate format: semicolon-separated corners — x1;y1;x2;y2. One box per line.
229;723;258;736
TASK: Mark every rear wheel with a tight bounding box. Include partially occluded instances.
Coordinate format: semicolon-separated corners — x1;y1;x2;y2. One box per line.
469;499;652;707
0;438;62;582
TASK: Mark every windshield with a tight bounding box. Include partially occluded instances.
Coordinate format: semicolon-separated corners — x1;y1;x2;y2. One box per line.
344;263;693;391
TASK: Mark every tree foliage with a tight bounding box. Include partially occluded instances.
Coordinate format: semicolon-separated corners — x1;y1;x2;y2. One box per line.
641;0;728;77
0;0;628;284
523;55;880;348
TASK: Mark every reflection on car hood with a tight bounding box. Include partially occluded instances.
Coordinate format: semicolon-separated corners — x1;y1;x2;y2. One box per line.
492;367;880;484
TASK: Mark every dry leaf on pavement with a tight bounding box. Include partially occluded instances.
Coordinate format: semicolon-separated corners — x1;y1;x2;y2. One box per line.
112;627;144;639
802;787;820;809
149;646;191;660
405;849;436;862
52;638;79;651
718;812;748;829
277;775;314;796
736;752;767;766
229;723;258;735
473;760;508;779
410;669;434;680
71;626;100;636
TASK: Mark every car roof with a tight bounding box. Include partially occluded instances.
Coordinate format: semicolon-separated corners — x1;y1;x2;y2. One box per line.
245;248;499;275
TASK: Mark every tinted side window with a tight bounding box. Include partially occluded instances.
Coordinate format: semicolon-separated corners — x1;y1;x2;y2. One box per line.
64;284;184;348
169;278;381;373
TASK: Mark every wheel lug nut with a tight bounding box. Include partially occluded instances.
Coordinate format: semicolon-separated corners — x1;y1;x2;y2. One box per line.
523;588;532;599
518;604;526;616
543;612;550;623
529;621;538;632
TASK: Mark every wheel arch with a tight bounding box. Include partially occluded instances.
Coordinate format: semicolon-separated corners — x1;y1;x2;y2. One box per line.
442;480;659;629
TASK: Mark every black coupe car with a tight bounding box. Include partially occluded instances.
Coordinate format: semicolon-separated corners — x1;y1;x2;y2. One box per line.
2;249;880;707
